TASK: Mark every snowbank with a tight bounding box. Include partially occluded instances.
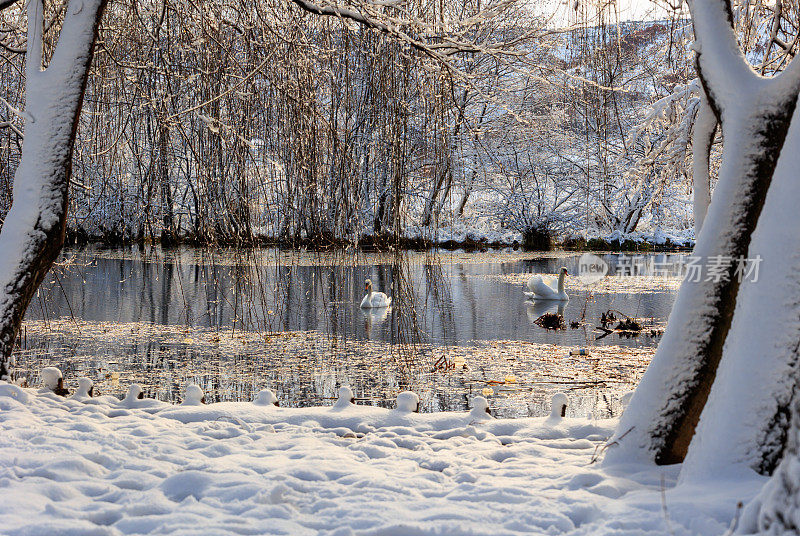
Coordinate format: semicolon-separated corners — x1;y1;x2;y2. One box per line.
0;378;758;535
565;227;696;248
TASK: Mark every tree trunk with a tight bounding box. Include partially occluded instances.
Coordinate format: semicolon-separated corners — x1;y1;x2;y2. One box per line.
604;0;800;467
679;105;800;485
0;0;108;379
158;121;176;245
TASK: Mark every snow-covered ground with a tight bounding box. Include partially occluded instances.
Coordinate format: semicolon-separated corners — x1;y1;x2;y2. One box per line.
0;378;762;535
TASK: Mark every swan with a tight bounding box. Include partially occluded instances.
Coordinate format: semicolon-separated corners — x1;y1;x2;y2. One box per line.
524;267;569;301
360;279;392;308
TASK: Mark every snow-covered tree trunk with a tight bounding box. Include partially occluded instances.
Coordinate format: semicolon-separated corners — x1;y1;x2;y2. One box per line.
0;0;108;380
680;105;800;485
604;0;800;467
741;360;800;534
692;93;715;236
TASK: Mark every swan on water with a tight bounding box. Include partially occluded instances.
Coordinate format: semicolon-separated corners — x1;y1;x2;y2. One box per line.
360;279;392;308
524;267;569;301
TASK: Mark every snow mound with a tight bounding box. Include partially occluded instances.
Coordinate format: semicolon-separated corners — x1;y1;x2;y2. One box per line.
253;388;279;406
334;386;355;409
39;366;62;392
396;390;420;413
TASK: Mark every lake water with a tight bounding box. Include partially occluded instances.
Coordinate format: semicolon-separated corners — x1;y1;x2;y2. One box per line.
16;246;683;418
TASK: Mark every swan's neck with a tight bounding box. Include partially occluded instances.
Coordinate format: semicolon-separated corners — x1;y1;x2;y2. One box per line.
557;272;565;293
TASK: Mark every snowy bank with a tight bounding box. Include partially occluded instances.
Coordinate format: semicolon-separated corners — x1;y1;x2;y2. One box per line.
0;379;760;535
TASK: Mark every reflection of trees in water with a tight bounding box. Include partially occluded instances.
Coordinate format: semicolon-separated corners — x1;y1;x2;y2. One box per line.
386;251;423;374
36;247;441;354
456;265;479;342
423;254;456;345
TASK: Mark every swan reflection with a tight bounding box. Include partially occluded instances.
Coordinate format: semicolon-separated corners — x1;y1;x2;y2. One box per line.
525;299;565;323
362;306;391;339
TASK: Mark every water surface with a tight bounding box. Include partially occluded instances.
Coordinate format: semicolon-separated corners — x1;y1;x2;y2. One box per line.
17;246;682;418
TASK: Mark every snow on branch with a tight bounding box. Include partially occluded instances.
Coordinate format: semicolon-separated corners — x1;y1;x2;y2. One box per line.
25;0;43;81
289;0;532;58
690;0;800;124
689;0;760;106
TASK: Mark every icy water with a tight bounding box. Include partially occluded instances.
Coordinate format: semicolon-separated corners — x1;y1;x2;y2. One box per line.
16;246;682;418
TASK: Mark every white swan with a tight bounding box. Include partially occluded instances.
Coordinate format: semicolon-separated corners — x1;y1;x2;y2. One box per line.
360;279;392;308
524;267;569;301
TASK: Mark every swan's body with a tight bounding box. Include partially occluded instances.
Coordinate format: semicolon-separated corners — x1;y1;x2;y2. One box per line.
524;267;569;301
360;279;392;308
